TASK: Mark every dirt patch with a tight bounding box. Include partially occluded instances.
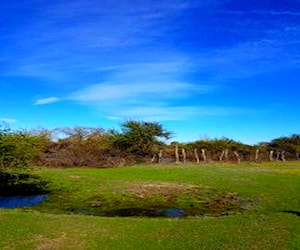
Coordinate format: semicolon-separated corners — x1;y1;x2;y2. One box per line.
126;182;207;198
206;192;243;216
31;234;86;250
87;181;247;217
69;175;83;180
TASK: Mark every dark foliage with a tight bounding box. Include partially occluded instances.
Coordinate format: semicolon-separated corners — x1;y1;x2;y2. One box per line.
0;171;49;196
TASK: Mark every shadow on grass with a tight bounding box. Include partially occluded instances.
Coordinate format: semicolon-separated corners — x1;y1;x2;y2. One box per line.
0;171;49;196
282;210;300;217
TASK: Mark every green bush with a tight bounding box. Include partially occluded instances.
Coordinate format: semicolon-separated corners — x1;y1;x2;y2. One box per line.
0;129;44;171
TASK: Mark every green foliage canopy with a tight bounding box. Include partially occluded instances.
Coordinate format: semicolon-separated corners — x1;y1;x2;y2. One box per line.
0;128;45;171
112;121;172;158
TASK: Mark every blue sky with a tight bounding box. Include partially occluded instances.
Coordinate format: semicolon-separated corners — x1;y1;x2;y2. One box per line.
1;0;300;144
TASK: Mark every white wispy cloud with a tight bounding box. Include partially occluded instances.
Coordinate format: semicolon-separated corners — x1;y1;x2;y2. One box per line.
1;0;194;80
2;0;298;127
70;81;213;103
109;106;249;121
69;78;216;121
0;118;17;124
67;52;217;112
3;0;298;85
67;55;219;121
0;0;227;86
192;36;300;82
34;97;60;105
69;72;249;121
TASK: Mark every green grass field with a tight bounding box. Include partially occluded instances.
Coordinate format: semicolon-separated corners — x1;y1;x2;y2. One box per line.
0;162;299;249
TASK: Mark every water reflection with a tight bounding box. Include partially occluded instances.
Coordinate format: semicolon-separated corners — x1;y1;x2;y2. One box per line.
102;208;186;218
158;208;186;217
0;195;48;208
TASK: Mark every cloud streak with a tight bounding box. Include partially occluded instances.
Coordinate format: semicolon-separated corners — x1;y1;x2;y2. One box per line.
70;81;213;103
67;56;219;121
108;106;251;121
0;118;17;124
2;0;299;86
1;0;299;141
34;97;60;105
0;0;194;80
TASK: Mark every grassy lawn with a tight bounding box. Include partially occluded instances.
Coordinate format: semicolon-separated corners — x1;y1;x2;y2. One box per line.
0;162;299;249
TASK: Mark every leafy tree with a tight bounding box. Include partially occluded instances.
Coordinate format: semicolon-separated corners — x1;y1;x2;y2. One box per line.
112;121;172;158
0;128;44;171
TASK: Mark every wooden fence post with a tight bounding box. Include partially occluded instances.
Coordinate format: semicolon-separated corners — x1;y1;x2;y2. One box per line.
182;148;186;164
269;150;274;161
194;148;200;163
255;148;260;162
281;151;286;161
219;150;225;161
151;154;156;163
158;150;163;163
233;151;241;163
175;145;180;164
224;149;229;161
201;149;207;162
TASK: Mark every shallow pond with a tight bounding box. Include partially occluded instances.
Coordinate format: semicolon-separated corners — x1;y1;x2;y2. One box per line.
0;195;187;218
68;208;187;218
0;195;48;208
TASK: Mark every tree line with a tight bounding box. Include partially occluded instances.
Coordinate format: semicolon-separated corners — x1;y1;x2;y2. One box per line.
0;121;299;170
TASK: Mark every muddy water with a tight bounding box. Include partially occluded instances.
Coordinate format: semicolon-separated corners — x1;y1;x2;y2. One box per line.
69;208;187;218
